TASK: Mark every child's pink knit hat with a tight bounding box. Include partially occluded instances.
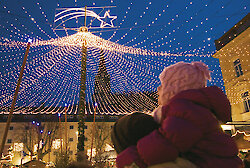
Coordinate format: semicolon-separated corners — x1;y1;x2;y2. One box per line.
158;61;211;105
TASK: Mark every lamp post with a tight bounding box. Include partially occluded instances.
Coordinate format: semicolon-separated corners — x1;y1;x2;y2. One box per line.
58;113;63;154
31;120;43;160
64;104;68;153
36;122;42;160
0;40;31;157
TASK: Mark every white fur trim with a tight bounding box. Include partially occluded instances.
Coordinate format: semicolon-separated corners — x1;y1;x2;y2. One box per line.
153;106;163;124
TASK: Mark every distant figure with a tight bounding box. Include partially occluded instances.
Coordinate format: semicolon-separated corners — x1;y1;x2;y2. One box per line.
152;62;243;168
111;112;197;168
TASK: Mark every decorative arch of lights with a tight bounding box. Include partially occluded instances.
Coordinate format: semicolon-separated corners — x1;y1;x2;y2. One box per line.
0;0;247;115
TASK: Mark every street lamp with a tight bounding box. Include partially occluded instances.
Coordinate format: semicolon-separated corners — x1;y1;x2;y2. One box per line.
64;103;68;153
58;113;63;154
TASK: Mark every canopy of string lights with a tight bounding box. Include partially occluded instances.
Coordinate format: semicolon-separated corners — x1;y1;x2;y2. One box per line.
0;0;248;115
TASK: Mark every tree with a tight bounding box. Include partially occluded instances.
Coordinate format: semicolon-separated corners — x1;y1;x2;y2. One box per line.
86;122;113;168
77;39;87;158
55;151;71;168
17;121;59;161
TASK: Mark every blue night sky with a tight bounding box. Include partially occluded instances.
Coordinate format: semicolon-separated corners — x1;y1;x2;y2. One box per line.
0;0;249;114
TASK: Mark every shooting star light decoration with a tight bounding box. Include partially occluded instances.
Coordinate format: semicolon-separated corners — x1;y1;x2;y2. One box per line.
54;7;117;30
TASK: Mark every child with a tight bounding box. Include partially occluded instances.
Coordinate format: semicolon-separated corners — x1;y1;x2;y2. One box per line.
111;112;197;168
112;61;243;168
152;61;243;168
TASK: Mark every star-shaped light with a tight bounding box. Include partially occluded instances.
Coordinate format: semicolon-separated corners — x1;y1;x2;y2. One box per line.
97;11;117;28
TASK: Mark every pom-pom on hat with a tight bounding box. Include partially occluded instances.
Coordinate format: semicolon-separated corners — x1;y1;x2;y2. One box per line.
158;61;211;106
111;112;159;154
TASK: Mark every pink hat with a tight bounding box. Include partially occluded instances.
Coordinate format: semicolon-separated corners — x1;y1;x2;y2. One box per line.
158;61;211;105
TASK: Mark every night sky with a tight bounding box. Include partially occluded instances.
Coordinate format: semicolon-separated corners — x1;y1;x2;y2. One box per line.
0;0;249;114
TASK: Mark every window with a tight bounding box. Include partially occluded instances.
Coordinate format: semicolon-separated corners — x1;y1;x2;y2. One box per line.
9;126;13;130
84;137;88;141
69;138;73;142
84;125;87;129
14;143;24;151
7;139;12;143
52;139;62;150
234;59;243;77
109;116;118;120
96;115;104;119
69;125;74;129
242;92;250;113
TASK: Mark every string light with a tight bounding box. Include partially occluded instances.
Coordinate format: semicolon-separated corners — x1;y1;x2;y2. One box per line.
0;1;248;116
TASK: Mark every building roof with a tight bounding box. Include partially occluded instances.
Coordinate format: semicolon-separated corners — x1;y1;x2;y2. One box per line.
214;13;250;51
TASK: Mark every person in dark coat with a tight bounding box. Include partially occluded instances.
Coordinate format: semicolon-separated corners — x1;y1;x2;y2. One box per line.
111;113;197;168
112;62;243;168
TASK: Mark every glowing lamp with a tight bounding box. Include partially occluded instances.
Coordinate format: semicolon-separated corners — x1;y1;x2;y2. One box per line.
221;125;233;131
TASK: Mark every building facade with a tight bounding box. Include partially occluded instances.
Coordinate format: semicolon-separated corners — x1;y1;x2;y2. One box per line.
0;115;116;166
213;14;250;123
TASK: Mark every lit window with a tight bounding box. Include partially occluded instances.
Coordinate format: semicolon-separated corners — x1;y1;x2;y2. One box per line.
242;92;250;112
52;139;63;149
14;143;24;151
234;59;243;77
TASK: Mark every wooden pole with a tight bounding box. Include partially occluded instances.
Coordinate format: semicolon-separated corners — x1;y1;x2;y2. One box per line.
84;6;87;27
37;124;40;160
59;114;62;154
64;106;68;153
0;41;31;157
90;104;97;162
77;36;87;160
